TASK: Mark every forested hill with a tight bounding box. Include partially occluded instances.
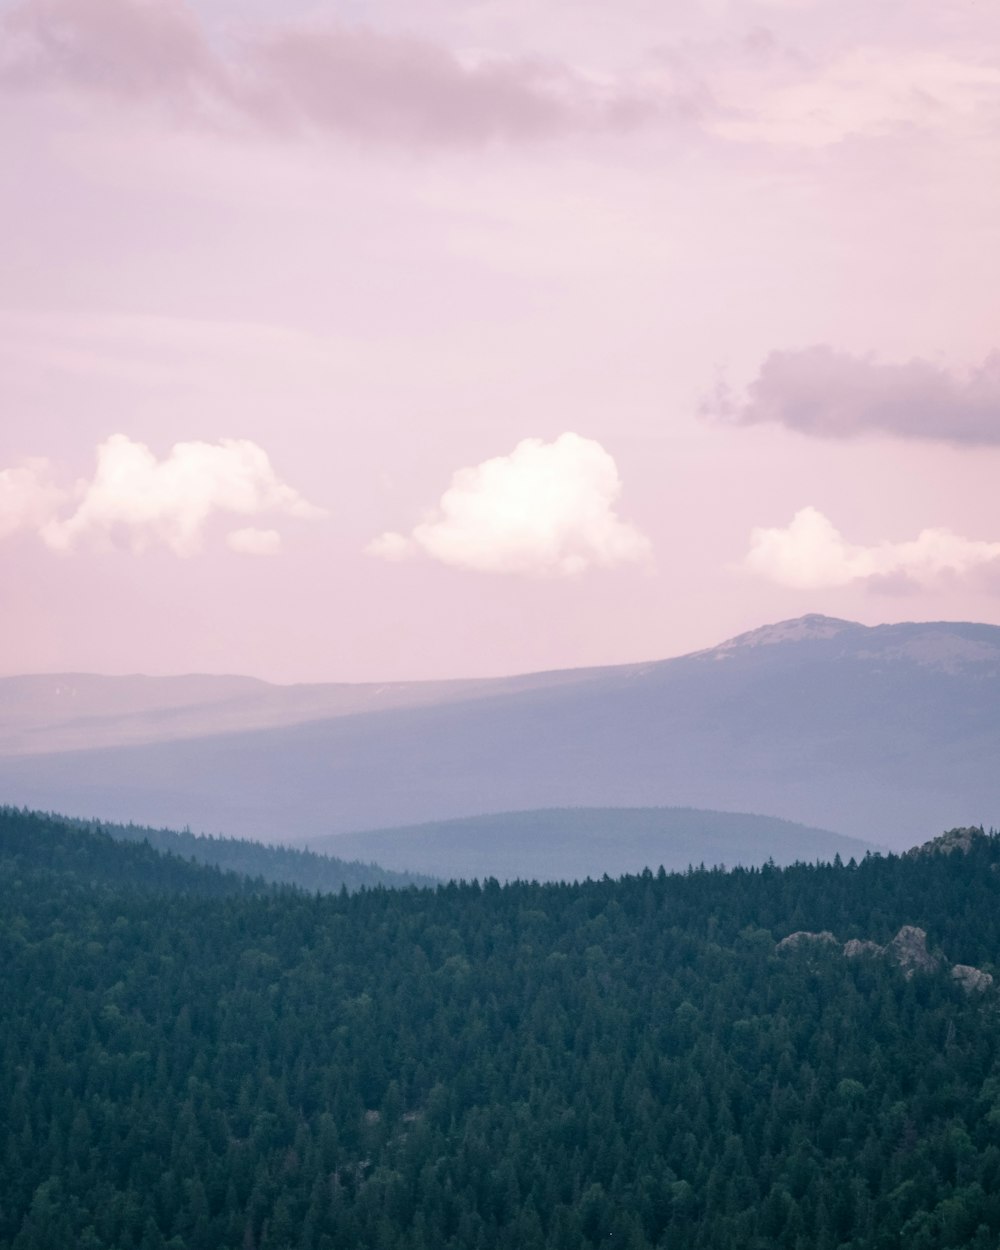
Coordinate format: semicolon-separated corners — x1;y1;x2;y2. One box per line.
3;807;437;893
88;812;437;892
0;806;260;898
308;806;878;883
4;817;1000;1249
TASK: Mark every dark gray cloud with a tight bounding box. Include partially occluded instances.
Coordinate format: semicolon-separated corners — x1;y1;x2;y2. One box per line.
708;345;1000;445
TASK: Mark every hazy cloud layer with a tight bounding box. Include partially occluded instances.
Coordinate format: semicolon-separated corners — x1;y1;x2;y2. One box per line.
250;28;660;145
369;433;651;576
4;0;997;151
0;0;223;100
711;49;1000;148
225;526;282;556
0;435;323;555
0;460;65;539
745;506;1000;590
710;347;1000;445
0;0;668;144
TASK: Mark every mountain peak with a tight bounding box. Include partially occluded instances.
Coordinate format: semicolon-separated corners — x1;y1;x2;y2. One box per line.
712;614;862;653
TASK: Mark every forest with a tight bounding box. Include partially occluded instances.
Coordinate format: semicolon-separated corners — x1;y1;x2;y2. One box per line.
79;813;436;892
3;805;1000;1250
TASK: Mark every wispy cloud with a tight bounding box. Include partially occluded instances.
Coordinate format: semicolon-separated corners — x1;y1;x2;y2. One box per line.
7;0;995;152
247;26;661;145
368;432;651;576
0;0;224;101
226;526;282;556
0;0;674;145
706;346;1000;445
0;459;66;539
744;506;1000;589
710;48;1000;147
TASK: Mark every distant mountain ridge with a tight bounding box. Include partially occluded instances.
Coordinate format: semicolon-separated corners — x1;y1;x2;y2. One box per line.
0;614;997;849
5;614;1000;759
306;807;880;883
0;663;616;756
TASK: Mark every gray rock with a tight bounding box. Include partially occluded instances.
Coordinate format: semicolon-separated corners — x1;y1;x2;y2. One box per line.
886;926;943;977
951;964;994;993
776;930;838;951
906;827;984;858
843;938;884;958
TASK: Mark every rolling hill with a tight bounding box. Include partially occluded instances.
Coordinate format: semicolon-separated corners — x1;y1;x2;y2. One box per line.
306;807;879;882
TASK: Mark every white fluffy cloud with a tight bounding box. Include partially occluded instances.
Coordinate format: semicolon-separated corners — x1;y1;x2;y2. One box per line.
0;459;65;539
745;506;1000;589
0;435;324;555
368;432;651;576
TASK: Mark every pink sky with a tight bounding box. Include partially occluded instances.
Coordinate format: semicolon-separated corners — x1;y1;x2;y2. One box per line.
2;0;1000;682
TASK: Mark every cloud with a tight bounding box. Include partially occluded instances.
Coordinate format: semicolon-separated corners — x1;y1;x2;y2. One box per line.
4;1;998;151
35;434;324;555
0;0;222;101
711;49;1000;147
707;346;1000;445
249;28;660;146
226;526;282;556
0;0;671;145
368;432;651;577
0;459;66;539
744;506;1000;589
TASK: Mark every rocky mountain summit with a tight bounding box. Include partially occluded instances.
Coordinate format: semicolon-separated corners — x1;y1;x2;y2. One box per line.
778;923;993;991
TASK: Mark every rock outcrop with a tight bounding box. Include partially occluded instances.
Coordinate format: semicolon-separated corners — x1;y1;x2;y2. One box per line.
776;930;839;951
906;827;984;858
952;964;994;994
886;926;944;978
777;925;993;991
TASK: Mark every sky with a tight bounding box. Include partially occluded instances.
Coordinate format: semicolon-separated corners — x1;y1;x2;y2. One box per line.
1;0;999;682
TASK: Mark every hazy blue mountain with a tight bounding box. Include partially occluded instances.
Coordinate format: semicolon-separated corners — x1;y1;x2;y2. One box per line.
0;666;603;755
306;807;879;882
0;615;997;849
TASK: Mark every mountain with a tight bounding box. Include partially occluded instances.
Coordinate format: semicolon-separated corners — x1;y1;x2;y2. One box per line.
0;614;997;849
0;666;605;756
307;807;879;882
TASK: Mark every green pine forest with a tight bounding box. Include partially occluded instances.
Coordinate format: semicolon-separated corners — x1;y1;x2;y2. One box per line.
63;813;438;892
4;806;1000;1250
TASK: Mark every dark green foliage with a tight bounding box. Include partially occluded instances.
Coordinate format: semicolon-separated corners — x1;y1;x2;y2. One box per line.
35;808;437;892
3;807;1000;1249
0;806;261;898
101;815;437;891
